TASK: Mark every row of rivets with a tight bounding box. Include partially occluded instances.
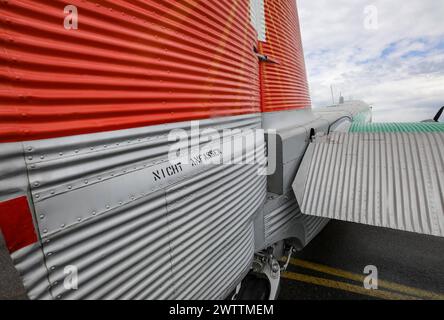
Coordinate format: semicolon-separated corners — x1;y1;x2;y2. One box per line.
24;134;169;164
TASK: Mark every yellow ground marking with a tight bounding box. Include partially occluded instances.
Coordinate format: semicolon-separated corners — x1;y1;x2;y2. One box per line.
286;258;444;300
281;271;418;300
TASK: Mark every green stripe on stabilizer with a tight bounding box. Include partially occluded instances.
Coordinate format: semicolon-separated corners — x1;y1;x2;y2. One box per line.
350;122;444;133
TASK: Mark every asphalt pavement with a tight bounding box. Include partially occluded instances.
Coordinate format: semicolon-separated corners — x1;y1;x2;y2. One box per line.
2;219;443;300
279;220;444;300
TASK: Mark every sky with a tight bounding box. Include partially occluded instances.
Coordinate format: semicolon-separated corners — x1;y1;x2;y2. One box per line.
296;0;444;122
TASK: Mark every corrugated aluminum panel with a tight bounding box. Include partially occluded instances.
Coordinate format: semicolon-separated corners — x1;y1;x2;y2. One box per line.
166;162;266;299
0;0;259;143
260;0;311;112
264;194;301;241
22;114;266;299
0;143;29;201
294;132;444;237
262;192;329;248
302;214;329;243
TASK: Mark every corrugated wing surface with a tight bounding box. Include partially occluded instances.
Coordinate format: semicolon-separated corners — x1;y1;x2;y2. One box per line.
260;0;311;112
0;0;259;142
294;132;444;237
350;122;444;133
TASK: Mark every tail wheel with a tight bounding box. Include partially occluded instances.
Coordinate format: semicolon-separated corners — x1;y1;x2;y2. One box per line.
236;274;271;300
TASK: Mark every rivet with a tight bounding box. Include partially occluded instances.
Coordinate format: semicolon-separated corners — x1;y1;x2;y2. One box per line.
35;194;40;199
77;218;82;222
106;205;110;209
84;180;88;184
67;185;72;190
57;295;61;299
50;266;55;270
43;229;48;233
28;156;33;160
27;147;33;152
50;190;55;195
47;252;52;256
60;224;65;228
98;176;102;180
59;152;63;156
30;164;35;169
92;211;96;215
40;155;44;159
75;149;79;153
39;214;45;219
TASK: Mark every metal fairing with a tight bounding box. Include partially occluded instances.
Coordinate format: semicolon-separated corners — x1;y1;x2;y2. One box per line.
258;105;372;250
260;192;329;250
0;0;260;143
16;114;266;299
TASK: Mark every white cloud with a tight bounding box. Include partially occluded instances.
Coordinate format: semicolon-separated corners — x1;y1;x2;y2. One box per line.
297;0;444;122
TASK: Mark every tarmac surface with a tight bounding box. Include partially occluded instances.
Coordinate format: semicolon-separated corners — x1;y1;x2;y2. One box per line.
278;220;444;300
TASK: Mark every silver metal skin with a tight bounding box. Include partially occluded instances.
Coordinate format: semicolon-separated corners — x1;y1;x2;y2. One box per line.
294;131;444;237
1;114;267;299
1;102;373;300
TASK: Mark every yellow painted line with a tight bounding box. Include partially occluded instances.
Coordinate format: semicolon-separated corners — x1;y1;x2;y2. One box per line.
287;258;444;300
281;271;418;300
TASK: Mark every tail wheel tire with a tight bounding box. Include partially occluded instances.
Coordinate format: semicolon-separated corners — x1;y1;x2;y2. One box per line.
236;274;270;300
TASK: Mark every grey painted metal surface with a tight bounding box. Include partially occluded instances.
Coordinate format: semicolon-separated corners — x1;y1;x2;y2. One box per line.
166;163;265;299
13;113;266;299
259;107;364;250
262;109;329;195
294;132;444;237
0;143;29;202
256;191;329;250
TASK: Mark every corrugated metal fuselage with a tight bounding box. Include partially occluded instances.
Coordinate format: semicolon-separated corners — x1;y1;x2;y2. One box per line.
0;0;371;300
